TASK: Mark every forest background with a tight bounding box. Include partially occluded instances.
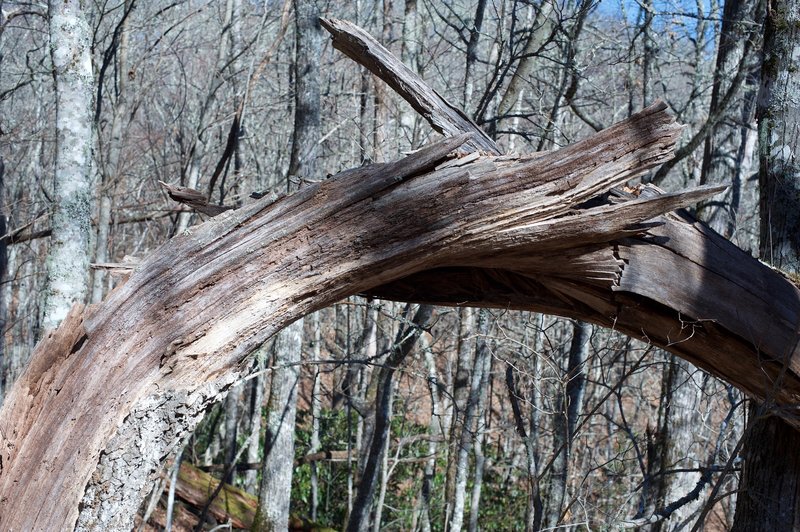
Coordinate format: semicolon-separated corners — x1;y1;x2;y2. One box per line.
0;0;775;530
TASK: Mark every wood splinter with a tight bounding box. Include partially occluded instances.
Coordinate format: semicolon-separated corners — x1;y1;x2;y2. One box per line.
158;180;233;217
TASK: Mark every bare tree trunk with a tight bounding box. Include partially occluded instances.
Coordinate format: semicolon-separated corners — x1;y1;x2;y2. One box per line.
468;346;492;532
641;0;655;107
399;0;422;146
0;158;6;402
356;303;380;473
244;351;266;494
346;304;433;532
636;357;710;531
287;0;322;183
444;307;476;527
252;2;323;526
43;0;94;329
309;312;322;520
253;318;304;531
92;0;134;304
468;437;485;532
496;0;555;119
371;380;394;532
371;0;392;163
448;308;491;532
508;348;544;532
415;334;440;532
462;0;488;108
545;320;590;527
733;0;800;528
699;0;763;240
222;384;242;484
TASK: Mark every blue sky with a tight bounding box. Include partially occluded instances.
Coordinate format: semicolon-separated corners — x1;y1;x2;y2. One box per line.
595;0;717;25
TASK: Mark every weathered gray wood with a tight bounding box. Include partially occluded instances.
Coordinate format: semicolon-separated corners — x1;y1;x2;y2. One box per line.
0;104;707;531
3;17;800;532
159;180;233;217
320;17;500;154
322;18;800;410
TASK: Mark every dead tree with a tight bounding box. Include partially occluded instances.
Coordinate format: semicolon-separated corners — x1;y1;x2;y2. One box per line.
1;18;800;532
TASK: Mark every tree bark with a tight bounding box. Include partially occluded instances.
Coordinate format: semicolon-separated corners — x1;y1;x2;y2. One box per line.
346;304;433;532
467;334;492;532
650;357;709;530
443;306;475;523
0;100;690;530
732;409;800;530
545;320;591;527
447;307;491;532
462;0;488;109
0;158;6;401
253;318;304;531
732;0;800;528
43;0;94;329
309;312;322;520
415;334;440;532
287;0;323;183
3;19;800;531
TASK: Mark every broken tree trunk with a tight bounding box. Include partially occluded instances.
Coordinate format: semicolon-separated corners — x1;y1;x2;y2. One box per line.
2;19;800;532
323;16;800;408
319;18;499;155
0;102;689;531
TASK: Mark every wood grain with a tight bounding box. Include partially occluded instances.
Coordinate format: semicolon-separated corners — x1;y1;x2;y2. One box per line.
2;18;800;532
0;105;706;531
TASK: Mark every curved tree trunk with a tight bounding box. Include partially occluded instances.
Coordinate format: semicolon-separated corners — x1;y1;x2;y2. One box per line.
3;19;800;532
0;101;691;531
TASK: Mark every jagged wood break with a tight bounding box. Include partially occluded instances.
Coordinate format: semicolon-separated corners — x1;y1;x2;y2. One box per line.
1;18;799;532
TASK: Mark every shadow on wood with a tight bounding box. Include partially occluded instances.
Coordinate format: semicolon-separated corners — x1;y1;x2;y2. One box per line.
0;18;799;532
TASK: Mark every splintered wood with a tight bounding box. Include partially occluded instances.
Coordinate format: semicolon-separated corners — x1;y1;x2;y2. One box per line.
3;17;800;532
